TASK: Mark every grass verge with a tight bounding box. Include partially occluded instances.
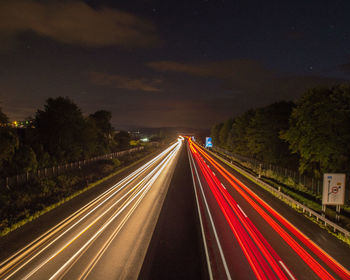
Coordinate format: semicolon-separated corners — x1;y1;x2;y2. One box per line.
207;149;350;246
0;147;161;237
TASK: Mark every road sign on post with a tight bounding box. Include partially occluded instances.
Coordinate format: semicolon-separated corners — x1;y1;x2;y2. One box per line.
205;137;213;148
322;173;346;205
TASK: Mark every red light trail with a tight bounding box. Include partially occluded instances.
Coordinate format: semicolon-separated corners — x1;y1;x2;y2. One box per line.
188;138;350;280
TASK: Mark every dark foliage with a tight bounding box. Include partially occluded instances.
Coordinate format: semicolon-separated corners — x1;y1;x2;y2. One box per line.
211;84;350;175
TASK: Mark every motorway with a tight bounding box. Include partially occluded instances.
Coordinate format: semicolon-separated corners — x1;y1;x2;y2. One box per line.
188;138;350;280
1;137;350;280
0;139;182;280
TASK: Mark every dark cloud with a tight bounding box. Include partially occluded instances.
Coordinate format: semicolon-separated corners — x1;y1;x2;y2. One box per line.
90;71;162;92
0;0;161;48
148;59;273;80
148;60;347;103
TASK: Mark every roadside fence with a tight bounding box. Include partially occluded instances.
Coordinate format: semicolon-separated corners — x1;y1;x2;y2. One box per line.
214;147;324;197
2;146;144;188
213;151;350;240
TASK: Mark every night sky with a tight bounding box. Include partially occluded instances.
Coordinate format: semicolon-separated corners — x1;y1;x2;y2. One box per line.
1;0;349;129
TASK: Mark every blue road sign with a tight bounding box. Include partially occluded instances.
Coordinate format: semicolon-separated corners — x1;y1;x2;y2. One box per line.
205;137;213;148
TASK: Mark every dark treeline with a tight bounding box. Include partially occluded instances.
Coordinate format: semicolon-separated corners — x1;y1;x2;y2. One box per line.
0;96;131;178
211;84;350;178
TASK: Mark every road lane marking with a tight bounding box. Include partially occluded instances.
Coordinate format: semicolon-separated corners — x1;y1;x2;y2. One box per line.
78;144;182;280
189;151;232;280
0;143;178;278
193;143;339;280
187;148;213;280
237;204;248;218
49;143;181;280
17;144;181;280
279;261;296;280
221;183;226;189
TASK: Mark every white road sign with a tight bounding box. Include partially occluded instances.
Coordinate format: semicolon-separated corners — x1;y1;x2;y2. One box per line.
322;173;346;205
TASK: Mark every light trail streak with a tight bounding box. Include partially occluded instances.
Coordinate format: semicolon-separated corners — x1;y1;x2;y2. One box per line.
1;141;181;280
0;142;177;271
48;144;180;280
24;142;181;280
0;143;177;279
191;144;287;280
192;140;350;280
188;148;232;280
77;143;181;280
187;148;213;280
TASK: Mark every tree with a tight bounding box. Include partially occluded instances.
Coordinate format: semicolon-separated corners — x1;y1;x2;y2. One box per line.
114;131;131;149
246;101;296;165
227;110;255;155
0;107;9;124
0;109;18;176
89;110;114;153
11;145;38;174
210;123;223;147
219;118;233;149
34;97;92;163
90;110;113;135
281;84;350;176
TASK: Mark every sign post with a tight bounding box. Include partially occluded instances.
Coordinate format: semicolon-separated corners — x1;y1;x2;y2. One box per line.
205;137;213;148
322;173;346;220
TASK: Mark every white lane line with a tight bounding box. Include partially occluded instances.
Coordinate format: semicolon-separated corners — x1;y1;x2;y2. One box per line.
189;152;232;280
279;261;296;280
0;143;177;276
221;183;226;189
21;144;181;280
79;143;182;280
50;144;181;280
236;204;247;218
187;148;213;280
212;172;216;176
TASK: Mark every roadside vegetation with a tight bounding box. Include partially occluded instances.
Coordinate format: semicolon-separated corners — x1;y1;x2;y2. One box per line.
210;84;350;230
0;96;166;236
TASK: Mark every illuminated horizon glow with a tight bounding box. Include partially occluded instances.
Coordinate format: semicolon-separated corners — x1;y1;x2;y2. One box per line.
191;139;350;280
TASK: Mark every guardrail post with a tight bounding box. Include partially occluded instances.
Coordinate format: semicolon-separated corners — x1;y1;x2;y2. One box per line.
336;205;341;222
322;204;326;217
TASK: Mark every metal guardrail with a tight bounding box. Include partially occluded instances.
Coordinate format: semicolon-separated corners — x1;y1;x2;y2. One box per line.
211;149;350;240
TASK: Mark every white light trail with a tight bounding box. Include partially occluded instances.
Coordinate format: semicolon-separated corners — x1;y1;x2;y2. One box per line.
189;150;232;280
1;142;181;280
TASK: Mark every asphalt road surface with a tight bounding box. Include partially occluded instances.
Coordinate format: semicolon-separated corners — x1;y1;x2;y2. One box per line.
188;138;350;280
139;140;208;280
1;137;350;280
0;140;182;280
